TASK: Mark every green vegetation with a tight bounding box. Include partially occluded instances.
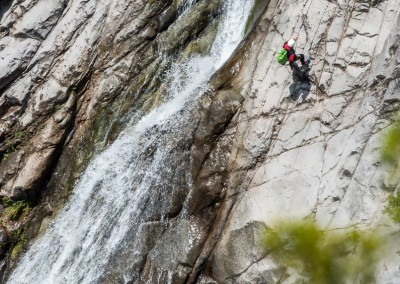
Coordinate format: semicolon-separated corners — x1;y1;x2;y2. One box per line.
381;113;400;222
10;242;23;260
13;131;27;139
262;221;382;284
9;225;29;260
381;115;400;167
383;193;400;223
98;42;109;54
2;198;30;222
1;130;28;162
1;139;16;162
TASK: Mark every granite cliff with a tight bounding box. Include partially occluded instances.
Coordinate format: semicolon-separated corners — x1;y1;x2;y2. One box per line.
0;0;399;283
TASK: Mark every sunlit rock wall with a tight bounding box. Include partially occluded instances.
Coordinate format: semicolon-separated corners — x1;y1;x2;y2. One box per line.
1;0;400;283
200;0;400;282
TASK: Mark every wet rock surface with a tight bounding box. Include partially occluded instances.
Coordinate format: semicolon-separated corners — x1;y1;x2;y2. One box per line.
0;0;223;280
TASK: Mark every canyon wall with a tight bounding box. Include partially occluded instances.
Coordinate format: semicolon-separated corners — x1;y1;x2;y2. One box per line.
0;0;399;283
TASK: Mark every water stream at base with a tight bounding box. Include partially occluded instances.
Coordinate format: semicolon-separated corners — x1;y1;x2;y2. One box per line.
8;0;255;283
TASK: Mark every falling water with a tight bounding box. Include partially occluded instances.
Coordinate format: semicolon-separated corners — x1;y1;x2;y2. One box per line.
179;0;196;15
8;0;255;283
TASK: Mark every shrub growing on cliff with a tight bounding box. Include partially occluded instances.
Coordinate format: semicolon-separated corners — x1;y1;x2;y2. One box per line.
2;198;30;222
262;221;382;284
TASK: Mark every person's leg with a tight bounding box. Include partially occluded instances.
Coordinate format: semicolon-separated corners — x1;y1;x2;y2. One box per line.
299;54;306;65
300;65;309;80
292;63;303;81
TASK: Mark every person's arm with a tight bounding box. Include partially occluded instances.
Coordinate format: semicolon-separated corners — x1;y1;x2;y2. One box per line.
288;53;296;69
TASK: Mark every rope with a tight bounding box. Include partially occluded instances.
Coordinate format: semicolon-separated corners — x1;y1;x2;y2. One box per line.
188;0;304;275
303;2;330;57
199;3;333;270
249;0;320;154
221;0;310;208
224;0;330;217
282;1;332;167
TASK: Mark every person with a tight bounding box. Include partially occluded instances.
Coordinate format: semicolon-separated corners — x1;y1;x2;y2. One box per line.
283;37;308;70
283;37;311;81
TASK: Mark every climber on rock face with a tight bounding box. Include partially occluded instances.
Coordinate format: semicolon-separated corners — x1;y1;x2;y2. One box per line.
283;37;308;70
281;37;311;81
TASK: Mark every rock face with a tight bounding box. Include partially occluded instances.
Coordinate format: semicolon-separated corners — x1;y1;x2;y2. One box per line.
0;0;224;280
202;0;400;282
1;0;400;283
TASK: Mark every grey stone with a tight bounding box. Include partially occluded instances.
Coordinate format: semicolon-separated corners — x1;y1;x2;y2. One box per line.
2;0;400;283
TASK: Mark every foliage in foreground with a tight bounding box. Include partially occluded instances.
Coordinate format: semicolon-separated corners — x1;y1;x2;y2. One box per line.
262;221;382;284
383;193;400;223
381;115;400;167
381;114;400;222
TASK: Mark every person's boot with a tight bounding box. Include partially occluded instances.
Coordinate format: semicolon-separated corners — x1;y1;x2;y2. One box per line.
303;55;311;65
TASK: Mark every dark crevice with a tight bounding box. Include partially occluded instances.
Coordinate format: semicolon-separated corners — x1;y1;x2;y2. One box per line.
225;252;269;282
0;95;78;283
193;108;242;182
22;84;82;204
0;0;13;23
0;65;26;95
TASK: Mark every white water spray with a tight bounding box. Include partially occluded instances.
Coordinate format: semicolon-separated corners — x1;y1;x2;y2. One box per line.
179;0;196;15
8;0;255;283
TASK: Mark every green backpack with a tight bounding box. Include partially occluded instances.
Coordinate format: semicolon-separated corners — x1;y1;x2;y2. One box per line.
277;49;288;65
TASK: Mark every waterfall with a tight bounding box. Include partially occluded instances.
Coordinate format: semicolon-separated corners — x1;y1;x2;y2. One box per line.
7;0;255;283
179;0;196;15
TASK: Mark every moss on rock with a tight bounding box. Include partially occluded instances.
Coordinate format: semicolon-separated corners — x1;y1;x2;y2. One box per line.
1;199;30;223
